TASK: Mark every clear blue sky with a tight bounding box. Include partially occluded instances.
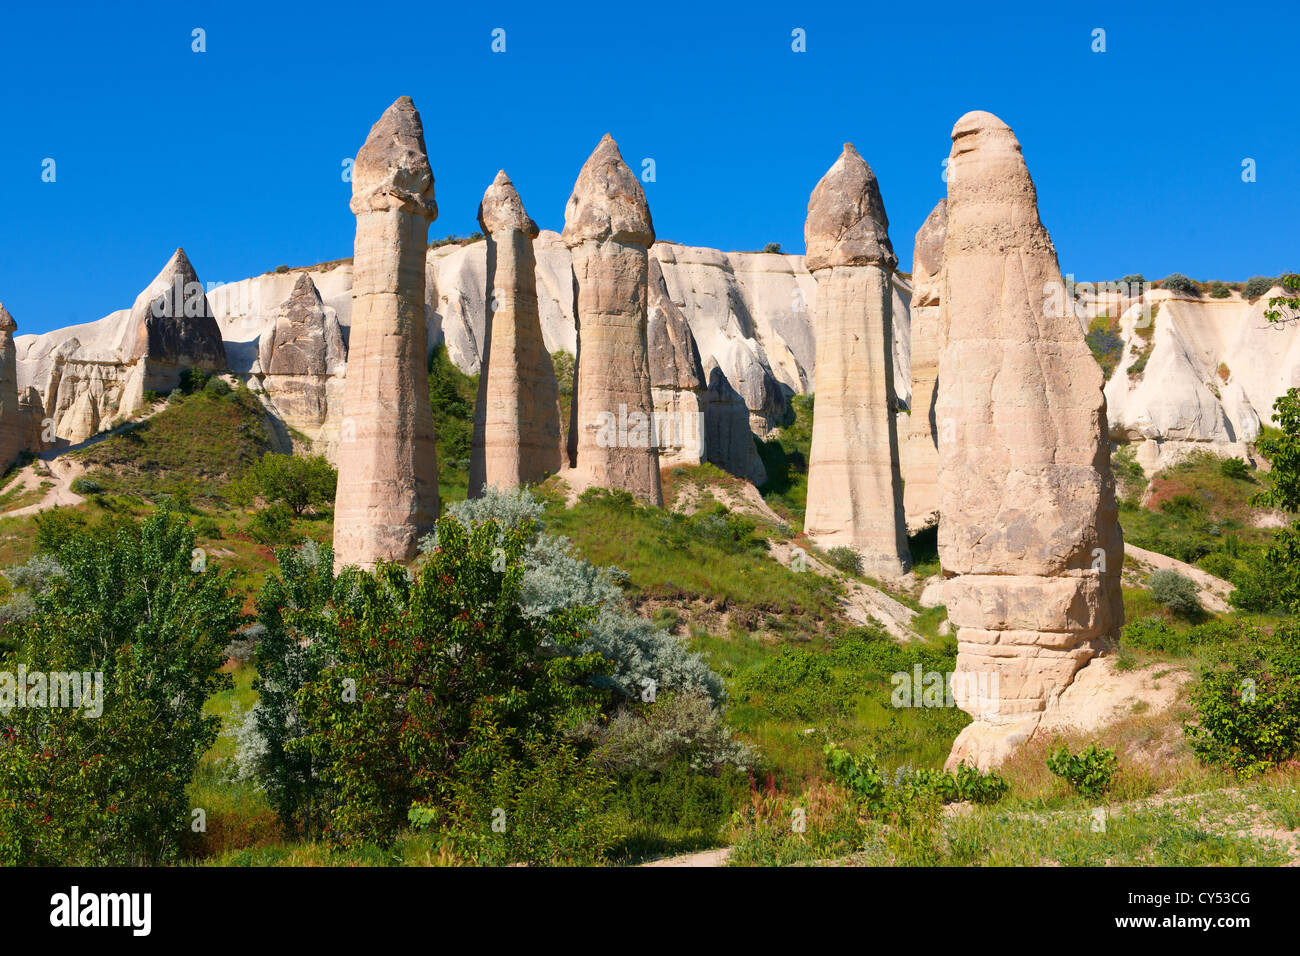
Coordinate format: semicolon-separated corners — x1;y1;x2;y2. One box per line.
1;0;1295;335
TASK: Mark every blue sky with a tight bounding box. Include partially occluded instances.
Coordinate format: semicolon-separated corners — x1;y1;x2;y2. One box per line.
1;0;1295;335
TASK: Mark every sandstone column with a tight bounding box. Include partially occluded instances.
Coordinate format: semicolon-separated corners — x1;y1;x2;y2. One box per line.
647;256;707;467
0;304;25;469
938;111;1124;769
333;97;440;569
561;134;662;506
903;200;946;532
802;144;911;578
469;171;562;495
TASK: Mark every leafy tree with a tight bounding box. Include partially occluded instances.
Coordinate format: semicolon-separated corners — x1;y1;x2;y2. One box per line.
249;539;340;839
232;453;336;515
292;515;609;846
0;510;240;864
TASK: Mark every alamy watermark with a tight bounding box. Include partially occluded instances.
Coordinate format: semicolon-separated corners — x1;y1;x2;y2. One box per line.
0;667;104;717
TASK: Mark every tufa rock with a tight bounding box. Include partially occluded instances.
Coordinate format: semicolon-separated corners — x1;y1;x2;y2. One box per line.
802;144;911;578
646;256;707;466
469;171;562;493
902;200;946;532
562;134;663;506
937;111;1124;769
333;97;441;569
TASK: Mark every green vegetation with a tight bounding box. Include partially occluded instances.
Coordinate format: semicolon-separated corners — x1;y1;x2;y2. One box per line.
1185;624;1300;776
1047;744;1118;798
1085;313;1124;379
230;453;336;515
74;382;272;506
428;343;477;501
1147;568;1202;618
0;510;240;864
757;392;813;525
1160;273;1201;297
1208;280;1232;299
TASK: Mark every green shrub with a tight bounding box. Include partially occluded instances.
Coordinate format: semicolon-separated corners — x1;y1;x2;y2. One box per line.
191;515;222;540
1159;493;1206;520
1220;457;1251;480
762;242;782;254
1046;744;1118;798
178;367;211;394
247;503;298;545
1185;625;1300;775
1208;280;1232;299
69;476;103;496
1161;273;1201;297
1120;274;1146;296
825;545;863;575
1244;276;1276;299
433;735;617;866
824;744;1008;810
294;516;609;847
204;376;232;396
1147;568;1202;617
608;758;744;844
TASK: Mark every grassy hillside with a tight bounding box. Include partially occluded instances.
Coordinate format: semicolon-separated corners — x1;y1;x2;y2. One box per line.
73;383;272;506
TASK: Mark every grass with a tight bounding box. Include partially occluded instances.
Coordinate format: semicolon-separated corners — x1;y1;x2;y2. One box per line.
541;485;844;637
757;393;813;527
73;386;272;506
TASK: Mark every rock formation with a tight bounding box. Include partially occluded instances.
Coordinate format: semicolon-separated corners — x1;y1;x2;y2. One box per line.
0;305;25;468
802;144;911;578
333;96;440;569
119;247;227;400
647;256;706;466
258;273;346;451
937;111;1124;769
903;200;946;532
561;134;662;506
468;171;562;494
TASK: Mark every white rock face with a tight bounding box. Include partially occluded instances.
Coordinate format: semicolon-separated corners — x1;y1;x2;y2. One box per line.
1099;288;1297;473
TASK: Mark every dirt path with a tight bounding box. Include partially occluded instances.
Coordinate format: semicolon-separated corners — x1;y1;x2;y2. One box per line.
768;539;919;641
1;404;166;519
640;847;731;867
6;456;88;517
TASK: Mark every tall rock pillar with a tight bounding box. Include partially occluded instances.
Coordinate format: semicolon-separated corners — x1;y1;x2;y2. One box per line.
333;96;440;569
469;171;563;494
903;200;947;532
938;111;1124;769
803;144;911;578
561;134;662;506
0;304;25;469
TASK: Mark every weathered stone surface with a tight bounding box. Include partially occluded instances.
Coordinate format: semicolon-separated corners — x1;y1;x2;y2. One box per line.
937;111;1124;769
903;200;946;532
803;144;910;578
647;257;706;466
562;135;662;506
469;171;562;493
333;97;440;569
121;247;227;397
258;273;346;452
0;305;25;468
